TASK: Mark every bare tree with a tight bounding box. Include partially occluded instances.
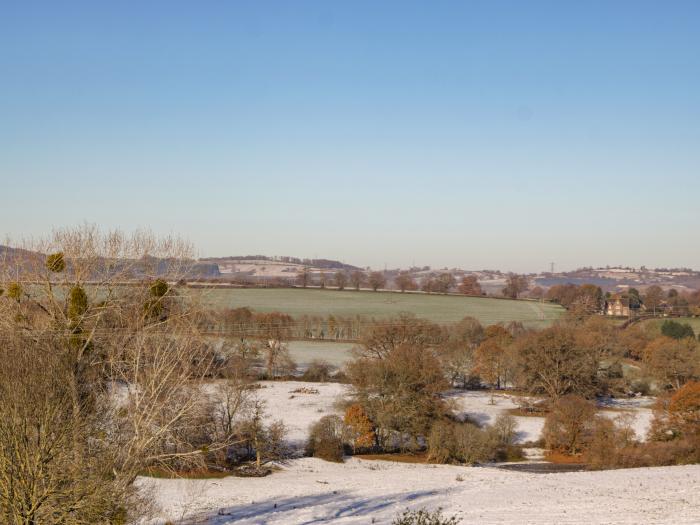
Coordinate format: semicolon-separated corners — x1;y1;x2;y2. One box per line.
394;272;417;293
0;225;241;522
296;266;310;288
514;325;600;399
502;273;529;299
368;271;386;292
350;270;365;291
458;275;482;296
644;285;664;316
334;271;348;290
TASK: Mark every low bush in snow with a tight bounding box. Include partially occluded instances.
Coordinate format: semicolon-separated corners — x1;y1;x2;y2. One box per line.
392;507;460;525
306;415;346;462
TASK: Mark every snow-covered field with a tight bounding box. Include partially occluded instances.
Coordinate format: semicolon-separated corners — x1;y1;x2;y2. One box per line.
449;391;545;444
141;459;700;524
138;383;690;524
256;381;348;447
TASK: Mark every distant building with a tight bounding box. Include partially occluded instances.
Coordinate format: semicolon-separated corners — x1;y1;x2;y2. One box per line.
605;294;630;317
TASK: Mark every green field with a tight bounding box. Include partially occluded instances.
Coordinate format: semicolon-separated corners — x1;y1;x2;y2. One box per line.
197;288;564;327
287;340;355;368
641;317;700;335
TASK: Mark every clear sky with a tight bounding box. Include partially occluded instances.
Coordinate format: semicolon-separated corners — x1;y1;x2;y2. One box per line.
1;1;699;272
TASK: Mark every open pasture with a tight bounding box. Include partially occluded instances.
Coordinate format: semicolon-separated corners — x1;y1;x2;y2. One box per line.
197;288;564;327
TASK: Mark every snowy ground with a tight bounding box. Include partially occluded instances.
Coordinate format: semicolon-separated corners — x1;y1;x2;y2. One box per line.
449;391;545;444
256;381;348;448
138;384;681;524
449;392;655;443
140;458;700;524
255;384;653;449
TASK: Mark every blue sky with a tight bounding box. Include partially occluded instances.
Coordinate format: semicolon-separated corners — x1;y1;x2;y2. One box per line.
1;1;699;272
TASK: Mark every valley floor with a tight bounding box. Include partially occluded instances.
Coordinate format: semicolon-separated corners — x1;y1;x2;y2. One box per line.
140;458;700;524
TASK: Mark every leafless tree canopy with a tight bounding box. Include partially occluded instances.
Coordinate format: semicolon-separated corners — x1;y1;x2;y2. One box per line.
0;226;253;523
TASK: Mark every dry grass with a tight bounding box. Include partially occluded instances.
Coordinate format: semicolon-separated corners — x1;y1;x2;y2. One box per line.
354;452;435;464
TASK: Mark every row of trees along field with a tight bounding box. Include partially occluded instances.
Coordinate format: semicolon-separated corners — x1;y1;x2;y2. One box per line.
295;268;532;298
297;264;700;317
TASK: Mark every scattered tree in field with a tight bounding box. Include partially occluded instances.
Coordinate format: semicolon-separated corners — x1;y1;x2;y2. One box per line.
264;340;297;378
395;271;417;293
350;270;365;290
475;338;509;390
437;317;484;388
644;285;664;315
319;272;327;289
528;286;545;300
306;415;346;462
241;399;288;469
661;320;696;340
432;273;455;294
368;271;386;291
542;395;596;454
643;336;698;390
427;420;496;464
514;325;600;399
502;273;528;299
474;325;514;394
347;344;448;450
458;275;482;296
667;381;700;435
334;270;348;290
296;266;311;288
356;314;443;360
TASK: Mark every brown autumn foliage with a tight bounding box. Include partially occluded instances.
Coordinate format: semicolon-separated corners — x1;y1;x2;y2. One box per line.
513;325;600;399
502;273;528;299
437;317;484;388
368;271;387;291
643;336;699;390
394;271;418;292
355;314;443;360
587;382;700;469
542;395;596;455
344;404;376;451
347;344;448;451
458;275;482;296
474;326;513;389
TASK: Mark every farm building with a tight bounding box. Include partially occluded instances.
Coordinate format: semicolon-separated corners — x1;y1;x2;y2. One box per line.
605;294;631;317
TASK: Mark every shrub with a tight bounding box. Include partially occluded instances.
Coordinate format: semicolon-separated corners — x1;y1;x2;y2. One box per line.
427;420;497;464
392;508;460;525
306;415;346;462
344;404;376;452
488;414;524;461
6;282;22;301
542;395;595;454
643;336;698;390
301;359;333;382
45;252;66;273
668;380;700;431
661;320;695;340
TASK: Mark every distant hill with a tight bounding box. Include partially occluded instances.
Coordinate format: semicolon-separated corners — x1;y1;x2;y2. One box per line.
200;255;361;272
